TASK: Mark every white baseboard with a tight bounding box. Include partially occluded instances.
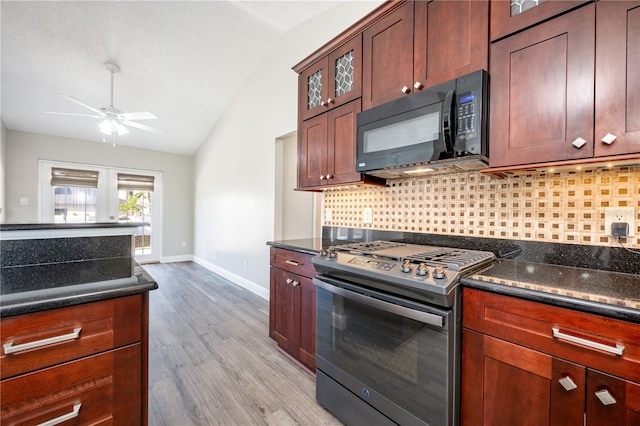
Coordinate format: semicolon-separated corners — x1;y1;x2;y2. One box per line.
192;256;270;301
160;254;194;263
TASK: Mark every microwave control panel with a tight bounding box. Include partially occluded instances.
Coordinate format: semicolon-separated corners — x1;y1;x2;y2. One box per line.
455;91;479;154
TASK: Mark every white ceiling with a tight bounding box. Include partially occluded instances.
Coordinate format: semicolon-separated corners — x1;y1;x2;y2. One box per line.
1;0;343;155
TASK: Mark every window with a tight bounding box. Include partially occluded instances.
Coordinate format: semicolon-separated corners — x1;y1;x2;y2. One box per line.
39;161;163;263
118;173;155;256
51;168;99;223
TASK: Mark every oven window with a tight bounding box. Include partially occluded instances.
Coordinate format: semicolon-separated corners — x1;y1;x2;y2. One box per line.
316;285;451;425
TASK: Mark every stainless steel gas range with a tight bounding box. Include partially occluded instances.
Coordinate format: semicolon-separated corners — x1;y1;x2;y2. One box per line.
312;240;495;426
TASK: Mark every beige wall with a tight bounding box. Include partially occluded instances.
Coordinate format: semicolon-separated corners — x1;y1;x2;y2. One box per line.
193;1;385;291
0;120;6;223
4;130;194;259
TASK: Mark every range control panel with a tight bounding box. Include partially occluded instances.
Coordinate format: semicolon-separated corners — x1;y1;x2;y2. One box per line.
348;256;396;272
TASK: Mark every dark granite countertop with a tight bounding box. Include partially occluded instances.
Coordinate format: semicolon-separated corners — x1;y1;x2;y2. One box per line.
1;265;158;317
267;238;356;256
463;259;640;323
268;237;639;324
1;222;149;231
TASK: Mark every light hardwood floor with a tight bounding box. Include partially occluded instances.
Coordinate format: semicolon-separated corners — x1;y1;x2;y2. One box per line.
143;262;342;426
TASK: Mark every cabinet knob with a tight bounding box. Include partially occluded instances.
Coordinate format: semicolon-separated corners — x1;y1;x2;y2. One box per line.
558;375;578;392
286;278;293;285
292;280;300;287
320;100;326;106
326;174;333;180
401;86;411;94
326;98;333;105
319;175;326;180
595;389;617;406
571;137;587;149
414;81;423;90
601;133;617;144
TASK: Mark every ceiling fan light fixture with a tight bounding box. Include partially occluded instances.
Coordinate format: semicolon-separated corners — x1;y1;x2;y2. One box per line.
99;118;129;136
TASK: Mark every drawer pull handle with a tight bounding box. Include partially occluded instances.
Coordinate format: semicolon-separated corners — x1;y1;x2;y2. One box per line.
285;260;301;267
595;389;617;406
552;327;624;356
37;403;81;426
558;375;578;392
3;328;82;355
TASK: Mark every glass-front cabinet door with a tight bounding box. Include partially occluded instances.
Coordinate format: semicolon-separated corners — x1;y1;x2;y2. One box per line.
298;34;362;121
490;0;592;41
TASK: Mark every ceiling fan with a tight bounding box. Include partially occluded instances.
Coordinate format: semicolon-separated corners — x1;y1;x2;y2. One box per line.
44;62;162;143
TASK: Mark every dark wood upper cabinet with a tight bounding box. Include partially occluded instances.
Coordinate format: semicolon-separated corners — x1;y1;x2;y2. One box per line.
489;3;595;167
298;100;362;189
594;0;640;157
490;0;592;41
414;0;489;89
298;35;362;121
362;1;414;109
363;0;489;110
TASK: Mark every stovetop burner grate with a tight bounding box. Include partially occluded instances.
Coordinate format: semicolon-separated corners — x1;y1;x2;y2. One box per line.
329;240;406;254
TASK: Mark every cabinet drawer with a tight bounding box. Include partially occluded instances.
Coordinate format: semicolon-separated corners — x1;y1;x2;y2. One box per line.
463;288;640;383
270;248;316;278
1;295;142;379
1;343;141;425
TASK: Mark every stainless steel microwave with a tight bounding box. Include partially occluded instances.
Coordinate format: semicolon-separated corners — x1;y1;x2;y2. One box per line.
356;70;488;178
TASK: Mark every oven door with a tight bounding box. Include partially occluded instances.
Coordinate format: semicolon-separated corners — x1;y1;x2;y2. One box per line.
314;275;457;426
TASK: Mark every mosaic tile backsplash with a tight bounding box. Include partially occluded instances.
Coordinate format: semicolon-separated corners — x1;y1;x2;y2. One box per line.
323;167;640;249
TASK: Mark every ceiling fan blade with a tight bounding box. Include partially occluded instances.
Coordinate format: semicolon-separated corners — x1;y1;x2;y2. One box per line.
60;94;106;116
122;120;164;134
43;111;103;118
119;111;157;120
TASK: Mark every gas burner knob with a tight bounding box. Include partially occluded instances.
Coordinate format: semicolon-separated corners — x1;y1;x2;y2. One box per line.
401;259;412;273
320;248;329;256
433;265;446;279
416;262;429;277
329;249;338;258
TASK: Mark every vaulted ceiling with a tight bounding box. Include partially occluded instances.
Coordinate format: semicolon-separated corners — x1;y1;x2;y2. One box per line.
1;1;343;155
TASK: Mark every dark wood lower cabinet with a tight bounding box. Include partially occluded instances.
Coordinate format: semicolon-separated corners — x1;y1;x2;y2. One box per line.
0;294;149;425
269;248;316;372
462;288;640;425
462;330;584;426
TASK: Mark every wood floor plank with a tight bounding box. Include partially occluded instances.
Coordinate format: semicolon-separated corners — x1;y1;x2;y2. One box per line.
143;262;342;425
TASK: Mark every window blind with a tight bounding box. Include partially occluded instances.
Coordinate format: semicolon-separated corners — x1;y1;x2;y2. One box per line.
117;173;155;192
50;167;99;188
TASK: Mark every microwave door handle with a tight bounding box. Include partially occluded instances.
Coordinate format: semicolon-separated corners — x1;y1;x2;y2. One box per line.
313;278;446;328
442;89;455;152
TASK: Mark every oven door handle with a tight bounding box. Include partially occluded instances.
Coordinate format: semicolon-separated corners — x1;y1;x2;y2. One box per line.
313;278;446;328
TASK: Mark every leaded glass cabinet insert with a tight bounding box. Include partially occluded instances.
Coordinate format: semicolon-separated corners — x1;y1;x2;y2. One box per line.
335;50;354;97
511;0;545;16
307;70;323;110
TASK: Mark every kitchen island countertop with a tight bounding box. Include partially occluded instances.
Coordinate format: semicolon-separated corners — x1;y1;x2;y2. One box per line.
1;264;157;317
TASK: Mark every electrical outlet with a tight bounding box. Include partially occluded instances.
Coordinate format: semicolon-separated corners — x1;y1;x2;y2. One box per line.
604;207;635;237
325;208;333;222
363;207;373;224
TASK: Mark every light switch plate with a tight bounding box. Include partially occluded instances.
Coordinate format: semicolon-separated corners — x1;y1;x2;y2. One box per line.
363;208;373;224
325;208;333;222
